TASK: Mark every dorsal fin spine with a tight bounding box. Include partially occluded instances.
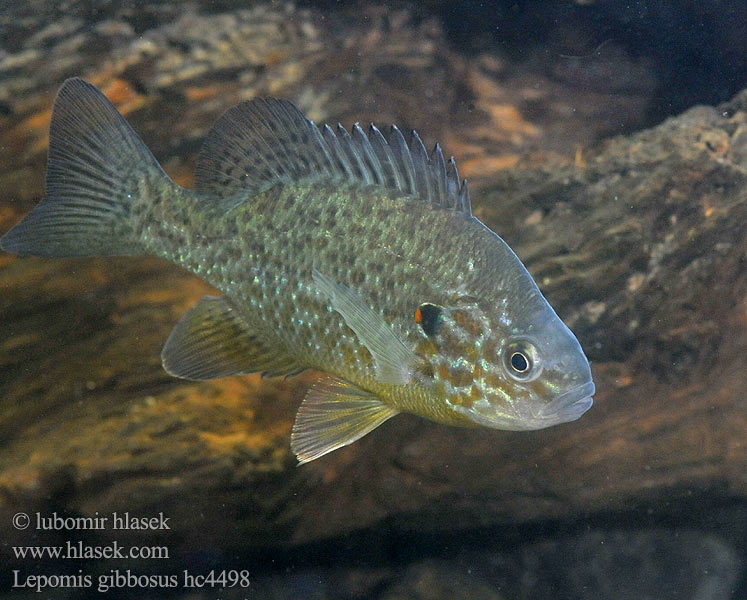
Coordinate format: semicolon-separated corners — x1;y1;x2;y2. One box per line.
353;123;385;186
322;124;355;178
194;97;472;217
369;124;403;191
447;157;459;200
308;121;337;176
336;124;371;184
432;144;447;209
459;179;471;214
389;125;417;196
409;130;432;204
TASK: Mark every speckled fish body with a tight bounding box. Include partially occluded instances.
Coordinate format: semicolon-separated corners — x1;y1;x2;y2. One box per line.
1;79;595;463
146;181;524;421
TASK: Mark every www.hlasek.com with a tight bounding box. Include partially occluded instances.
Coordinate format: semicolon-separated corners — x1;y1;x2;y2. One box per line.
10;511;250;593
13;539;169;560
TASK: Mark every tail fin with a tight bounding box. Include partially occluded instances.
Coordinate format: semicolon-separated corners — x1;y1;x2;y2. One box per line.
1;78;168;257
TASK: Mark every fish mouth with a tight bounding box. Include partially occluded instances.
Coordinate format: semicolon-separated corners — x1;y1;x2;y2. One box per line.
538;381;595;422
452;379;596;431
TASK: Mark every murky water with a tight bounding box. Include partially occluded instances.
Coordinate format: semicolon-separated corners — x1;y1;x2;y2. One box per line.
1;1;745;598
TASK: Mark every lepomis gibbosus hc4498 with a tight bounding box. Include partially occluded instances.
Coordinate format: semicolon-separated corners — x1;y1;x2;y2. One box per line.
1;78;595;463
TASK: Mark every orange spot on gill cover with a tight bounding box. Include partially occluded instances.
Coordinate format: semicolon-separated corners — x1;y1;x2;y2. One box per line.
414;307;422;323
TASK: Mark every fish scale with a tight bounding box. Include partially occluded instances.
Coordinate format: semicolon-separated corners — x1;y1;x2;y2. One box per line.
145;178;483;401
1;78;595;463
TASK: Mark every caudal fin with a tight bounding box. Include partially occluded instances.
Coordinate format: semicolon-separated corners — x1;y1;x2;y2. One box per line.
1;78;168;257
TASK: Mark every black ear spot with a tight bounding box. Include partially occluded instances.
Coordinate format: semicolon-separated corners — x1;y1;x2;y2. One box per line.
415;303;442;337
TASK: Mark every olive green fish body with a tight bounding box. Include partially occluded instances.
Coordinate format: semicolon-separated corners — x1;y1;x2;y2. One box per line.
1;79;595;463
142;177;498;425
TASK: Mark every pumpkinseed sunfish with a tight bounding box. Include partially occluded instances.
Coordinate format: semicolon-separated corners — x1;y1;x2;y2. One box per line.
1;78;595;463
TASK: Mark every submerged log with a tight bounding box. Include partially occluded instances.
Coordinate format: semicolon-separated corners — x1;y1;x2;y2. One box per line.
0;1;745;567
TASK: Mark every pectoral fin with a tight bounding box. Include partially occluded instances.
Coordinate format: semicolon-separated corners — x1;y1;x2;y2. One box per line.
291;376;399;464
312;269;418;385
162;295;301;380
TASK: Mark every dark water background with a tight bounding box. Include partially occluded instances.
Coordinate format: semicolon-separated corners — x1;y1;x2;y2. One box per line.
0;1;745;598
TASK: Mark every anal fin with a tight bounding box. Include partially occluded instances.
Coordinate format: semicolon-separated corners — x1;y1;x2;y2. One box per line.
162;295;300;380
291;376;399;464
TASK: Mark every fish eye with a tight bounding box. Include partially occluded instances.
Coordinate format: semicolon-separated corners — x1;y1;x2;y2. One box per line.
503;340;541;381
510;351;529;373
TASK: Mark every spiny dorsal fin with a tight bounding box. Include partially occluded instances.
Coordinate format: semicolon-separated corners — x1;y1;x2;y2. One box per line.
161;295;300;380
194;98;471;216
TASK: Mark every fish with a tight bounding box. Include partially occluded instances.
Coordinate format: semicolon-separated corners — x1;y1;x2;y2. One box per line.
1;78;595;464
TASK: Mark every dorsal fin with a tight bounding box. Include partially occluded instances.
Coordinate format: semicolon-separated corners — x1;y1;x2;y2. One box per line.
194;98;471;216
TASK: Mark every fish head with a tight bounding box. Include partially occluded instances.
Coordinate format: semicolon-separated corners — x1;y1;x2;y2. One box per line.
416;295;594;431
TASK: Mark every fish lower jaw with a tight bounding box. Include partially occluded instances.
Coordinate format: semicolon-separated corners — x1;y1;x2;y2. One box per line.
451;380;595;431
537;381;595;421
